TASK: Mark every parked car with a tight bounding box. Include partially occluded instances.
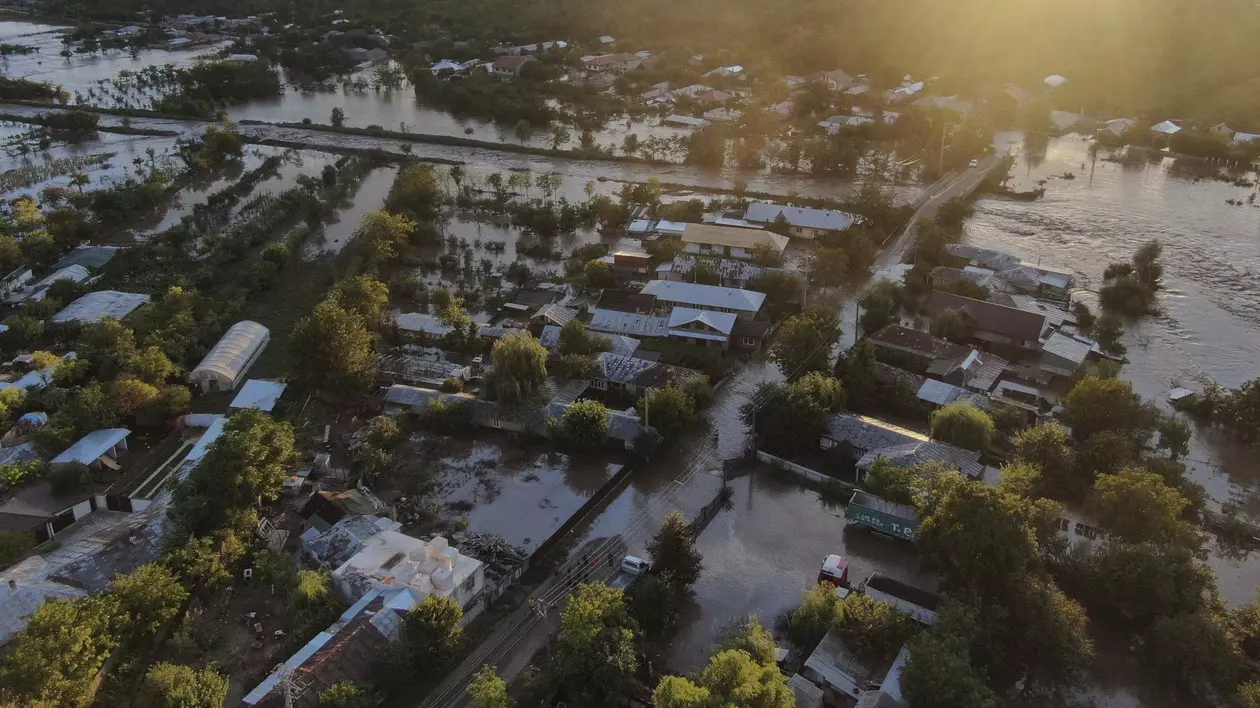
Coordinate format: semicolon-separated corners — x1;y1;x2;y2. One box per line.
969;159;979;167
621;555;651;576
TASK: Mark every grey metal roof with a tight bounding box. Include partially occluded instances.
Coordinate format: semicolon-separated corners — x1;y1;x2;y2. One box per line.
856;441;983;479
667;307;736;336
532;304;577;326
642;280;766;313
916;379;971;406
744;202;855;232
52;291;150;323
51;428;130;465
825;414;928;453
53;245;120;270
589;308;669;337
928;291;1047;343
544;401;644;443
1041;331;1091;367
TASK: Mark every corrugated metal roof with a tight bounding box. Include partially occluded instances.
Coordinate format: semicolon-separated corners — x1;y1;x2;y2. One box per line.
229;380;287;412
825;414;927;453
681;223;789;253
744;202;855;232
667;307;736;335
589;308;669;337
856;441;983;479
51;428;130;465
52;291;150;323
642;280;766;313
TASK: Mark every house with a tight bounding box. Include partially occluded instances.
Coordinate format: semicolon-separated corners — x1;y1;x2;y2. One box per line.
587;352;702;397
768;100;794;118
820;414;928;458
1050;110;1083;133
1038;331;1093;380
667;307;737;348
227;53;259;62
597;35;616;46
818;114;872;133
855;440;983;481
664;114;710;129
0;267;33;299
732;319;771;353
822;69;853;91
858;573;940;625
580;52;641;73
430;58;477;73
492;54;536;80
1044;74;1067;88
703;107;742;122
53;244;119;270
1152;120;1182;136
588;308;670;338
1100;118;1137;138
50;428;130;472
21;264;90;303
928;291;1047;350
51;291;150;324
679;223;789;261
692;89;736;105
789;674;824;708
883;81;923;103
243;588;394;707
744;202;855;240
0;352;75;394
332;531;484;614
802;629;873;700
866;325;976;379
539;325;639;358
1234;132;1260;145
189;320;269;394
656;255;767;288
701;65;743;79
641;280;766;317
929;265;996;292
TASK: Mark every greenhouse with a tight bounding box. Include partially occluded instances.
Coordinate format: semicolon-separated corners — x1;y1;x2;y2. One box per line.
189;321;270;393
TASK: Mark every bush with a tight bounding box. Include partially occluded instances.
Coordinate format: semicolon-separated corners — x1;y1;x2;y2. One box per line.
561;399;610;449
439;378;463;393
47;463;92;494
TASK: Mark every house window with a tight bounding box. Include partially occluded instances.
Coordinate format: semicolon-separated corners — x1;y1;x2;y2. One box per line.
591;379;608;390
461;574;476;593
741;336;757;347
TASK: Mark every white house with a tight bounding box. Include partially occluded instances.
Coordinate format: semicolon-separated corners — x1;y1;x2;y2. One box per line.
332;531;485;616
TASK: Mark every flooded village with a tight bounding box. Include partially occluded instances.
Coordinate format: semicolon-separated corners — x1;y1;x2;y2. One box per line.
1;6;1260;708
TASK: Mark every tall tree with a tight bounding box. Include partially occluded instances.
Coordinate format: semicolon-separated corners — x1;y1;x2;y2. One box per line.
0;597;119;707
771;306;841;378
1093;468;1197;547
561;399;610;449
404;595;464;676
647;510;703;591
929;402;995;451
289;300;377;394
654;650;793;708
468;666;509;708
170;409;298;538
714;616;777;665
386;163;443;221
137;663;229;708
485;331;548;404
555;583;639;706
902;631;999;708
1063;376;1151;442
356;209;417;263
1011;424;1077;496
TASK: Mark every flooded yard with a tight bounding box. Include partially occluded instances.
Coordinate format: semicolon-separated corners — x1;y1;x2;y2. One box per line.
392;432;627;555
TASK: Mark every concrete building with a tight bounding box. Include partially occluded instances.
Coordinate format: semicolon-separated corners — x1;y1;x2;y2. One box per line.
331;531;485;616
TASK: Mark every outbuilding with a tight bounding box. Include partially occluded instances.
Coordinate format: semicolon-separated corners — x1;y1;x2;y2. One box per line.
189;321;270;394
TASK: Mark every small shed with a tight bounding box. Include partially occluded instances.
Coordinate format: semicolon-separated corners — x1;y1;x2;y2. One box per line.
51;429;130;471
189;321;270;393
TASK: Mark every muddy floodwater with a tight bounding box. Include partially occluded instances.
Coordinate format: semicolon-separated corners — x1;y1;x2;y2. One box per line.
428;435;625;554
